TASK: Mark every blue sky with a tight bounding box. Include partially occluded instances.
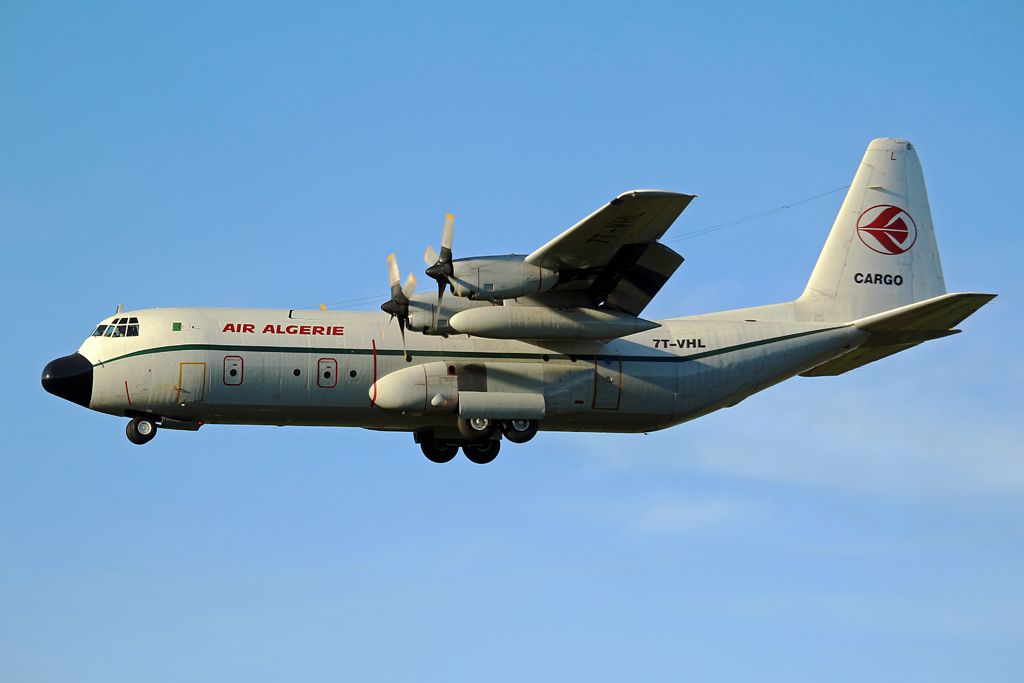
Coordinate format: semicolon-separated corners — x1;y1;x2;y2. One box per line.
2;1;1022;681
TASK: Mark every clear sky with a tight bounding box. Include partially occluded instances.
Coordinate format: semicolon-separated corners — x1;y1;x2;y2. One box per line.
2;1;1022;681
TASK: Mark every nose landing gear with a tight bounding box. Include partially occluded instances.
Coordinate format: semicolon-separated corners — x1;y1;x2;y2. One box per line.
125;416;158;445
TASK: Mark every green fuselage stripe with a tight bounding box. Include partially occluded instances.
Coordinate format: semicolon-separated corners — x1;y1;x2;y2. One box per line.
93;325;849;367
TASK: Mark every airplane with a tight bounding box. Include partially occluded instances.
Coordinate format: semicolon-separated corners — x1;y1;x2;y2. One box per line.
41;138;995;464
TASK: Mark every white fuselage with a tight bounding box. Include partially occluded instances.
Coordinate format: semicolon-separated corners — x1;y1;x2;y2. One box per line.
75;306;866;436
42;139;990;454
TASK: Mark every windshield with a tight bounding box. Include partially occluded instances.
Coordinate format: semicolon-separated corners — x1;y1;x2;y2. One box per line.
91;317;140;338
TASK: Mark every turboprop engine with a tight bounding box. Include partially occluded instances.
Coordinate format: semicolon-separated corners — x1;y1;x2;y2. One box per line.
403;293;495;334
446;255;558;301
423;213;558;314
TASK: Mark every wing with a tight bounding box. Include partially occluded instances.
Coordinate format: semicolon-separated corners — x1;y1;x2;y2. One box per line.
523;190;695;315
526;190;694;269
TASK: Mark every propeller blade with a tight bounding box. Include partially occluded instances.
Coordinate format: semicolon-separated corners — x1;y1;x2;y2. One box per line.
398;315;409;361
432;279;445;330
387;253;400;286
424;212;456;332
401;273;417;301
387;253;401;290
382;254;409;316
441;212;455;251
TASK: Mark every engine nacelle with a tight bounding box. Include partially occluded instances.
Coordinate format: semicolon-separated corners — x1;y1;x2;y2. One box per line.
449;255;558;301
404;294;495;334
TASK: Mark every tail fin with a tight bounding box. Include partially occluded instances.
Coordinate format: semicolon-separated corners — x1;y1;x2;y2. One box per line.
797;138;946;322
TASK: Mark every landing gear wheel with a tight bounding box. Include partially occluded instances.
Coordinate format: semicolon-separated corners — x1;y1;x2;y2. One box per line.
420;438;459;464
126;417;157;445
463;440;500;464
457;416;496;441
501;419;539;444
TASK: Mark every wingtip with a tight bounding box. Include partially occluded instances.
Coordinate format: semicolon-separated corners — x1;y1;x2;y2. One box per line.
613;189;698;202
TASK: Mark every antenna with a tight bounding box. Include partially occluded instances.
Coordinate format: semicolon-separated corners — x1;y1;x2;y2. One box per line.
115;303;124;315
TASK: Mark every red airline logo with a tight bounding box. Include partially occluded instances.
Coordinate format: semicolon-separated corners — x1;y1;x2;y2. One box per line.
856;205;917;255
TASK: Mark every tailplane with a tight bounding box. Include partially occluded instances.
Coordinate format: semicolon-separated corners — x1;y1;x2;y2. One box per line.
800;292;995;376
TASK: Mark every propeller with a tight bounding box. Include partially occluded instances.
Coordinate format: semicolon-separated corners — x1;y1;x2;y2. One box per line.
424;212;455;329
381;253;417;360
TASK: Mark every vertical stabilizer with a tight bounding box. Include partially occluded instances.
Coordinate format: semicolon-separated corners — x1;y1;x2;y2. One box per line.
798;138;946;321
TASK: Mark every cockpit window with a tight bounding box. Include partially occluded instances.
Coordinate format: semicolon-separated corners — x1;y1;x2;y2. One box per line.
92;317;140;338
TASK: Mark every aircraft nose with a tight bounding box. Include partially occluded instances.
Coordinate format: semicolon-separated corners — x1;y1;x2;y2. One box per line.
41;353;93;407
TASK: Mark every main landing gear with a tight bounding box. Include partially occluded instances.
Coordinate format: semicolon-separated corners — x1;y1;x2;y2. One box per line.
419;434;501;464
419;439;459;464
125;416;158;445
417;419;539;464
501;419;539;444
463;440;501;465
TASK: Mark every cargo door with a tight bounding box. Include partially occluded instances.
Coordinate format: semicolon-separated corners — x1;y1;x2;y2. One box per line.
178;362;207;405
593;358;621;409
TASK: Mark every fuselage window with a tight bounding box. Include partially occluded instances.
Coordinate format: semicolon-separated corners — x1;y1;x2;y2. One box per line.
92;325;108;336
224;356;244;386
318;358;338;388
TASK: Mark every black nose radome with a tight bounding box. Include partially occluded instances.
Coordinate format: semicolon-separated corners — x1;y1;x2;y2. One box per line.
41;353;93;407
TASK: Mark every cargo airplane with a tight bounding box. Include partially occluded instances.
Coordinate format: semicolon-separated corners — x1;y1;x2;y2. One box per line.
42;139;994;463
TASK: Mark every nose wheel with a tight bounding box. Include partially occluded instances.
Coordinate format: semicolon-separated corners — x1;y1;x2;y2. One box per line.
126;416;158;445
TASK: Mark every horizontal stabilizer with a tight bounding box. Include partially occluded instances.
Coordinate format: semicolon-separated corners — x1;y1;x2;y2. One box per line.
801;292;995;377
853;292;996;333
